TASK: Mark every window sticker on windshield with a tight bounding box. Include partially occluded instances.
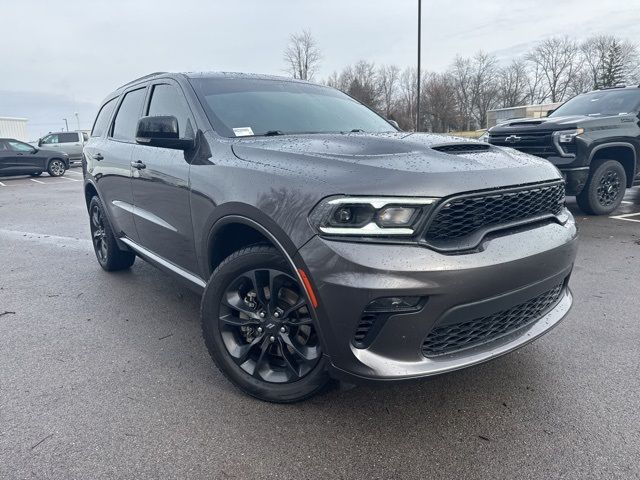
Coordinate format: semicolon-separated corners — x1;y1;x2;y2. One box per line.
233;127;254;137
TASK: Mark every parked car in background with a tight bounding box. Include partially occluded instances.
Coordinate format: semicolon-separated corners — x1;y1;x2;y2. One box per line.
83;72;577;402
489;86;640;215
34;131;88;165
0;138;69;177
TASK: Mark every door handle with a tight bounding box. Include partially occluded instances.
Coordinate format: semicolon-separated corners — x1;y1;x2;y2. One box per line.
93;153;104;161
131;160;146;170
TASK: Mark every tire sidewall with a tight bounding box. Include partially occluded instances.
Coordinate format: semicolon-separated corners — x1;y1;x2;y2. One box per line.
201;247;329;403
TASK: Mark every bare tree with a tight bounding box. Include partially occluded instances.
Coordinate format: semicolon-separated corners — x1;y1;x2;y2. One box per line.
377;65;401;118
422;72;460;133
471;52;501;128
398;67;418;131
449;56;476;130
283;30;322;81
498;59;529;108
526;37;581;102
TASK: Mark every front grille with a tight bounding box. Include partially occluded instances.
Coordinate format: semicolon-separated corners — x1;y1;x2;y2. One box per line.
425;182;565;243
489;132;557;158
432;143;491;154
422;282;565;357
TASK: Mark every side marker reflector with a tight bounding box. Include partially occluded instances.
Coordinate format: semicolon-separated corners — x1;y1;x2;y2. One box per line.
297;268;319;309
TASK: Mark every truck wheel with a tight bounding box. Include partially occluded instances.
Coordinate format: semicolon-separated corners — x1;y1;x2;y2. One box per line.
576;159;627;215
88;196;136;271
201;245;329;403
47;159;66;177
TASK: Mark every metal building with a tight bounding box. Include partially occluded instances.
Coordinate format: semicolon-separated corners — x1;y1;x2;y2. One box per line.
0;117;28;141
487;103;562;128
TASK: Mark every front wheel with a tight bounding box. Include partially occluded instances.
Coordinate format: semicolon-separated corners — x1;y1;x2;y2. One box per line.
576;159;627;215
47;159;66;177
201;245;329;402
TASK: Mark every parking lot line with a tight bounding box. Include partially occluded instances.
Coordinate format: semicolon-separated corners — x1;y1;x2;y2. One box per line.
60;176;80;182
67;170;83;176
0;181;6;187
30;178;45;184
610;212;640;223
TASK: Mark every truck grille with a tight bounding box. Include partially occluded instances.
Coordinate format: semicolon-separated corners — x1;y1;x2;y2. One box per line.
422;282;565;357
425;182;565;242
489;132;557;158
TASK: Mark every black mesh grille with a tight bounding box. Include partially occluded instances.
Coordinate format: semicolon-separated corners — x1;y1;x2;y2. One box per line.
425;183;565;242
422;283;565;357
432;144;491;154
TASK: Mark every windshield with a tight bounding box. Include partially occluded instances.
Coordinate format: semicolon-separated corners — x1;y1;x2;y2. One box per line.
189;77;395;137
550;89;640;117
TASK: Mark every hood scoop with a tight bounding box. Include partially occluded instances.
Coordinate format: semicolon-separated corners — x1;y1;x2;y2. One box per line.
507;120;545;126
431;143;491;154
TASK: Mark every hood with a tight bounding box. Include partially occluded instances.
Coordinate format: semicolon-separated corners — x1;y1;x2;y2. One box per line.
230;132;561;198
490;113;632;133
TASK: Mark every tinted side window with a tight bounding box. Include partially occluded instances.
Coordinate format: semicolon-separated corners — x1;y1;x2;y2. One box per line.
112;88;146;142
147;84;194;139
58;132;79;143
7;140;34;152
92;98;117;137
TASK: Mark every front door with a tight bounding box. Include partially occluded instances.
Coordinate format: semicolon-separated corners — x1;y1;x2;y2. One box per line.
130;81;198;273
4;140;44;174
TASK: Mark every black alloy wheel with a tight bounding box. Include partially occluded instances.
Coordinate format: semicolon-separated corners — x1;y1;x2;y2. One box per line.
201;245;329;402
87;196;136;271
577;159;627;215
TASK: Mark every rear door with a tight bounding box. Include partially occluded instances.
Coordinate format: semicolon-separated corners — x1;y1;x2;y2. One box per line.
130;81;198;272
56;132;83;161
91;87;147;241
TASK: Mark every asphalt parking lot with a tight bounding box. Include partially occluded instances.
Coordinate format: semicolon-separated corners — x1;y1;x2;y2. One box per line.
1;171;639;480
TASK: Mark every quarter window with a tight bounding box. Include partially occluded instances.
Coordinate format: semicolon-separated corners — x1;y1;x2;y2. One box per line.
92;97;117;137
58;132;79;143
111;88;146;142
147;84;194;139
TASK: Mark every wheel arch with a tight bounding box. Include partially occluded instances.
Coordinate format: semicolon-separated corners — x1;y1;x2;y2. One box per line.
589;142;636;187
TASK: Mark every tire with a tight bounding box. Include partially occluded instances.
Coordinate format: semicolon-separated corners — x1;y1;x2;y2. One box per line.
47;159;66;177
201;245;329;403
88;196;136;271
576;159;627;215
30;172;42;177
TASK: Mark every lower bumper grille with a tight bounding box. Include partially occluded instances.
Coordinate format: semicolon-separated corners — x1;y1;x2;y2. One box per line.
422;282;565;357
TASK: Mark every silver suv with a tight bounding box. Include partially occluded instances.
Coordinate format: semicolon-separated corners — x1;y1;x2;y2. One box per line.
37;131;88;165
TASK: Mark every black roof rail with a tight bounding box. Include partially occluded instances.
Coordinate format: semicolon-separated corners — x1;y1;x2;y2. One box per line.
117;72;168;90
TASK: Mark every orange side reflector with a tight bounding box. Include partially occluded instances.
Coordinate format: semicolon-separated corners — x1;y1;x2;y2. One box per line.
297;268;319;309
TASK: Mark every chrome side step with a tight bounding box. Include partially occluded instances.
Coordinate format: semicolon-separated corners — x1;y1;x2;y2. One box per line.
119;237;207;288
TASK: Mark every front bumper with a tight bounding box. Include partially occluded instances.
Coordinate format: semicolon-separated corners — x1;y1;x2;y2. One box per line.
297;215;578;381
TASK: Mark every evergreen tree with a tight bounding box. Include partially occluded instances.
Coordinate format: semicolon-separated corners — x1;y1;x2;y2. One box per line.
598;40;626;87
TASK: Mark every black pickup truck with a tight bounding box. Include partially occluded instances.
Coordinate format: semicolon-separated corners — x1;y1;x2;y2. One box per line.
489;86;640;214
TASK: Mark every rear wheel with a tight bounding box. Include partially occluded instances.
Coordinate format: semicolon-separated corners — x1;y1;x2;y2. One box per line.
88;196;136;271
47;159;66;177
576;159;626;215
201;245;329;403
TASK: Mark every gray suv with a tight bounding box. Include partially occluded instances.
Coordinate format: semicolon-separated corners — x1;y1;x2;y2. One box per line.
83;72;578;402
37;131;88;165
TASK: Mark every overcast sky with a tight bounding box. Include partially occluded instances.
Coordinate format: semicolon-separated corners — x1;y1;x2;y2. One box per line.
2;0;640;138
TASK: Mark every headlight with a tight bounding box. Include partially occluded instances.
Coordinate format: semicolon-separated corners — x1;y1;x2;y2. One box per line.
554;128;584;143
309;196;436;237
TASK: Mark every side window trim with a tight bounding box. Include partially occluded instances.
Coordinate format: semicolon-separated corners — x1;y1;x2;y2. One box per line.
145;80;197;140
108;85;149;143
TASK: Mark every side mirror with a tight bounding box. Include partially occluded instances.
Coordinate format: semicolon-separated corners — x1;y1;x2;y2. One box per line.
135;115;194;150
37;139;43;146
546;109;555;117
387;119;401;130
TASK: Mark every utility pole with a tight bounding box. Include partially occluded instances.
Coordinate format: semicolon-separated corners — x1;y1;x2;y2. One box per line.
416;0;422;132
63;118;69;131
74;112;80;130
